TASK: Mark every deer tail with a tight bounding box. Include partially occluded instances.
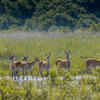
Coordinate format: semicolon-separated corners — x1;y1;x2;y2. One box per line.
55;59;62;66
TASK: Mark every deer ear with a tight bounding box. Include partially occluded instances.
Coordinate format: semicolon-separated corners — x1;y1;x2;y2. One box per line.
69;51;70;53
49;53;51;55
9;54;11;57
45;53;47;56
13;55;15;57
64;51;66;53
23;55;25;57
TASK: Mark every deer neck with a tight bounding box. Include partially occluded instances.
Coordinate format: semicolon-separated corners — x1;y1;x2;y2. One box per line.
29;60;36;67
66;55;71;68
11;59;15;69
25;59;28;65
47;58;50;64
11;59;14;65
47;58;50;68
67;55;70;62
11;59;14;63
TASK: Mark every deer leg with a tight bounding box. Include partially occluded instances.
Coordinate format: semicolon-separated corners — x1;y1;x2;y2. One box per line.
12;73;13;79
87;68;90;74
40;70;43;79
16;67;19;80
46;73;48;77
36;70;40;79
29;69;34;79
14;73;16;80
12;70;16;80
25;69;28;80
46;71;48;77
65;67;68;70
65;67;68;71
68;67;70;71
46;70;49;77
82;67;88;75
22;70;25;80
16;71;20;80
11;70;13;79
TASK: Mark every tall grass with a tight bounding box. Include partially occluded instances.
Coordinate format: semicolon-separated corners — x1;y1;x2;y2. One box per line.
0;31;100;99
0;31;100;76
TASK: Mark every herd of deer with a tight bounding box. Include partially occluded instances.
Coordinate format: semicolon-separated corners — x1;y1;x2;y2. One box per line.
9;50;100;80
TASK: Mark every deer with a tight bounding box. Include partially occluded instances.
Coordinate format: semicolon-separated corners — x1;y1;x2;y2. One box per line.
36;53;51;79
17;56;39;80
17;55;29;80
55;51;71;71
82;59;100;74
26;57;39;79
9;55;22;80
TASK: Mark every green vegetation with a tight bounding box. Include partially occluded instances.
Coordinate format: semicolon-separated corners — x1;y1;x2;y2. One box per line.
0;0;100;31
0;30;100;76
0;29;100;99
1;1;100;98
0;68;100;99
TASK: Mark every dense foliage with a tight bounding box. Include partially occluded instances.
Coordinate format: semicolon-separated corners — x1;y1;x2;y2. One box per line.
0;0;100;31
0;67;100;100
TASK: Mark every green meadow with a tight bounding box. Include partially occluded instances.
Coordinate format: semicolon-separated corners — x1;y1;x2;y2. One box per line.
0;31;100;76
0;31;100;99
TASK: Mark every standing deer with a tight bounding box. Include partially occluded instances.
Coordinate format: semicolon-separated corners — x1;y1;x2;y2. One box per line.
55;51;71;71
37;53;51;79
17;55;29;80
27;57;39;79
82;59;100;74
9;55;21;80
17;56;39;80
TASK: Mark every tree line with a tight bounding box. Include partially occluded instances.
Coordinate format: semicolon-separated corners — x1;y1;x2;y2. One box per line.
0;0;100;31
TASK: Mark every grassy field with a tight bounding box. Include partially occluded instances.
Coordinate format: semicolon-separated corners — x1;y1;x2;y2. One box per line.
0;31;100;76
0;30;100;99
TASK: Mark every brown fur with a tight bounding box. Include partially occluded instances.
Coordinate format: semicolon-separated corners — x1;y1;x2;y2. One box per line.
38;61;44;69
16;57;39;79
28;62;33;66
38;61;47;70
15;61;22;67
17;57;39;70
37;53;51;79
10;61;22;71
83;59;100;74
55;59;61;66
17;62;28;70
55;51;70;71
85;59;100;68
9;55;22;72
55;59;68;69
28;59;39;68
10;61;22;80
9;55;22;80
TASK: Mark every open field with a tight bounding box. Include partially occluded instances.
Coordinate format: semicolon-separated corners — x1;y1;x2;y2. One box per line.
0;30;100;76
0;30;100;99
